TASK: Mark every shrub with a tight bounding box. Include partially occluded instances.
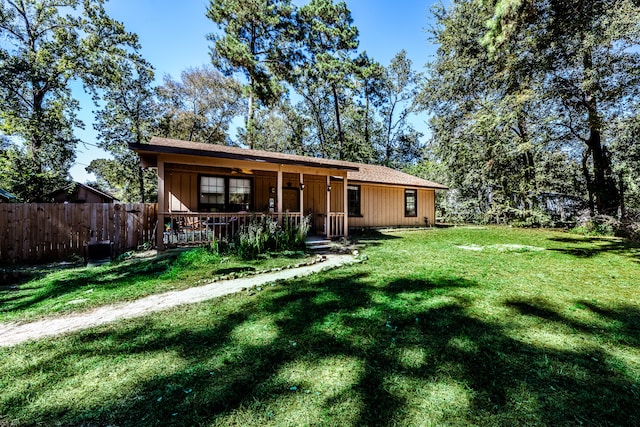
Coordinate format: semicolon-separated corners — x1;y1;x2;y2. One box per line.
236;217;273;260
234;215;311;260
571;215;619;237
511;209;554;228
621;222;640;241
480;204;554;228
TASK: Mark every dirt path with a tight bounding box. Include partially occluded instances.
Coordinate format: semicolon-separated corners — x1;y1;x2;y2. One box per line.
0;254;357;348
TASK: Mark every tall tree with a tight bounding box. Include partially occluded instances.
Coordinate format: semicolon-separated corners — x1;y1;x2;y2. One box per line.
296;0;359;160
609;114;640;219
251;99;308;154
155;66;245;145
206;0;294;148
378;50;423;167
0;0;145;201
423;0;549;222
481;0;640;215
89;63;157;202
353;52;385;151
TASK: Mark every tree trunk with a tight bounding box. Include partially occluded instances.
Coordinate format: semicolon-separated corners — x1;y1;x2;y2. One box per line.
582;147;595;216
246;87;255;149
386;100;396;166
619;171;626;220
585;107;618;215
331;83;343;160
303;92;328;157
31;86;46;201
516;115;537;208
364;88;370;147
583;51;619;215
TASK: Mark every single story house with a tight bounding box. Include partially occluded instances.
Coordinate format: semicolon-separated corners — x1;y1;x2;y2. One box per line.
47;182;118;203
131;137;447;249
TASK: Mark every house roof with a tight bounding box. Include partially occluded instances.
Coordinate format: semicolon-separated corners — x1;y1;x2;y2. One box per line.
131;137;448;190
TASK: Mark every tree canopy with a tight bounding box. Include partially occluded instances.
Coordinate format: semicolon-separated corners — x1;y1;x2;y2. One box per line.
155;66;245;145
206;0;294;148
0;0;146;201
89;63;157;203
422;0;640;222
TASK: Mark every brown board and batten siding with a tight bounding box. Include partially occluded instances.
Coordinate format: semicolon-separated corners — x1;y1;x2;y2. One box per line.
163;164;343;233
347;184;435;228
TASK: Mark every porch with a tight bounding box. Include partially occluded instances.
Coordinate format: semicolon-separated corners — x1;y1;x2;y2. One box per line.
135;142;358;249
161;211;347;247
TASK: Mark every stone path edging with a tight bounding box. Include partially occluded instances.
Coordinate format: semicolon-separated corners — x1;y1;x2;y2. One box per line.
0;254;357;348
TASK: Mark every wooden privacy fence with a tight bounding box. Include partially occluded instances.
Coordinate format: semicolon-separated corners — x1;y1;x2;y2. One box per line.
0;203;157;264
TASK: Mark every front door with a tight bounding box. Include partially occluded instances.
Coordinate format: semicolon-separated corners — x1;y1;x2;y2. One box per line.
282;188;299;213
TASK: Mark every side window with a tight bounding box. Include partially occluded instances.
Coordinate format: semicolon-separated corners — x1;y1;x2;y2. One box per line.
347;185;361;216
200;176;225;210
229;178;252;211
405;189;417;217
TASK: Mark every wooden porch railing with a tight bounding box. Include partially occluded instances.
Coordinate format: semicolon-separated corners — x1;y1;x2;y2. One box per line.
161;212;305;246
327;212;346;239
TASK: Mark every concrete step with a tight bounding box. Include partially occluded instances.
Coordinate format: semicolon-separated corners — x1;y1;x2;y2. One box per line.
305;237;332;254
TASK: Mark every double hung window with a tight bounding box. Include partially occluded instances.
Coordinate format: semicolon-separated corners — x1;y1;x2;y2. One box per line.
199;176;252;211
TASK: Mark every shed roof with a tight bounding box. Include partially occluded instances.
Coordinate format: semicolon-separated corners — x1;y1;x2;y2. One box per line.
131;137;448;190
0;187;16;201
47;182;119;202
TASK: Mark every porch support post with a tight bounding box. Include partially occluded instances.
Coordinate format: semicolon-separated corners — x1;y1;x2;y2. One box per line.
343;173;348;238
299;173;304;217
156;157;165;250
277;168;283;224
326;175;331;238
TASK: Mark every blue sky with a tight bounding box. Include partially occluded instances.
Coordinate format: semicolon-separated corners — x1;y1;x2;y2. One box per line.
71;0;442;182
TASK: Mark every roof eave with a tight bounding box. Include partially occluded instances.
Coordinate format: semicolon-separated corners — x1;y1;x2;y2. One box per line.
129;143;359;172
347;179;449;190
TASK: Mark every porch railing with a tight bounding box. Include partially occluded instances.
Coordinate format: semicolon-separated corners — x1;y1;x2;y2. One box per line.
327;212;346;239
160;212;305;246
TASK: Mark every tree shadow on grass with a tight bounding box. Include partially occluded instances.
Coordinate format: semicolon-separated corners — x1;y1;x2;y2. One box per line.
2;271;640;426
0;254;178;317
579;301;640;348
507;298;640;349
349;229;402;248
548;235;640;260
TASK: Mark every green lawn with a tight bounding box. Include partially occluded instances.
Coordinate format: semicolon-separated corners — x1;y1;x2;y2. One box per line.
0;248;310;323
1;227;639;426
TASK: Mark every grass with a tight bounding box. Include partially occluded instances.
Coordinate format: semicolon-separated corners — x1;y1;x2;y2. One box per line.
0;248;309;323
1;226;639;426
